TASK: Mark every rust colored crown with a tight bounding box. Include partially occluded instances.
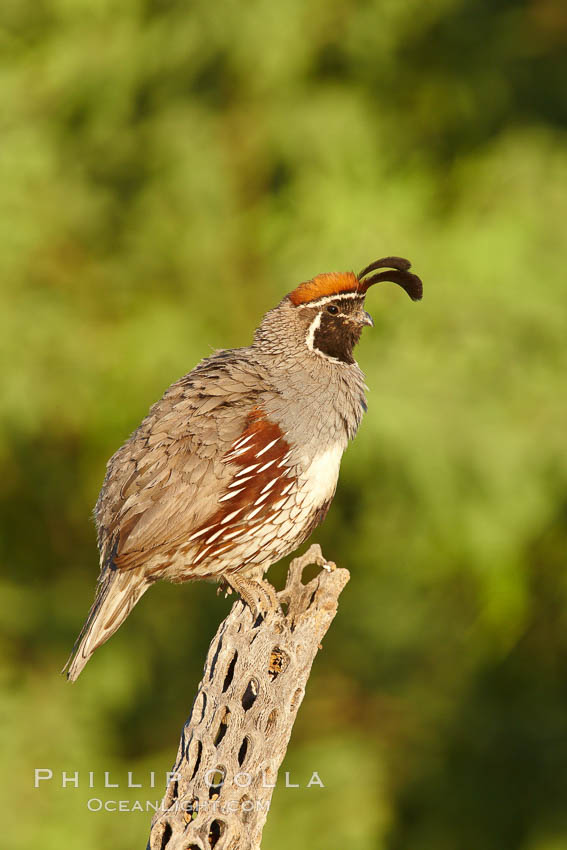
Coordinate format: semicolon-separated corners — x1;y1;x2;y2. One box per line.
289;256;422;306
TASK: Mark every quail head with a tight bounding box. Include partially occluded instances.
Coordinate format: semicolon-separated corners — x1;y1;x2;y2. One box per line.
64;256;422;680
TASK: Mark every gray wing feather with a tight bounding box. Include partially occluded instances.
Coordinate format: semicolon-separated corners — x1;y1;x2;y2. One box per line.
95;352;270;574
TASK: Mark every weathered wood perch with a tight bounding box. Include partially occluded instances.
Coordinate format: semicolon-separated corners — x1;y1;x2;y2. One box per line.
147;544;350;850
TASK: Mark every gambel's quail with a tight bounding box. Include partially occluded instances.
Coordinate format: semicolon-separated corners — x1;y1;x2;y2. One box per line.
64;257;422;680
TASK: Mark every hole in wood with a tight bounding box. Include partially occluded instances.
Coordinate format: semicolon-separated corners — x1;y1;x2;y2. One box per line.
290;687;304;712
265;709;278;735
268;646;289;680
182;797;199;825
237;736;249;767
222;651;238;693
208;819;224;848
208;766;226;800
208;636;223;681
301;562;323;584
241;678;259;711
159;821;172;850
163;770;180;809
189;738;203;781
213;707;230;747
239;794;254;822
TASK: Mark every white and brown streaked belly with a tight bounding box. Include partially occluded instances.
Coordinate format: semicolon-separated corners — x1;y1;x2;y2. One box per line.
157;414;346;581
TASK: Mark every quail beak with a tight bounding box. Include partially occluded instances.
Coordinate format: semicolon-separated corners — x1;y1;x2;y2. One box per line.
355;310;374;328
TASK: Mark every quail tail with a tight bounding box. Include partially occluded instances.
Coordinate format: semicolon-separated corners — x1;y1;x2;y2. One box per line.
63;572;149;682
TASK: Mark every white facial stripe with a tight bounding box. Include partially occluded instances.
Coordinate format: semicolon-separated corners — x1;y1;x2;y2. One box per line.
305;312;322;351
316;351;341;364
297;291;362;309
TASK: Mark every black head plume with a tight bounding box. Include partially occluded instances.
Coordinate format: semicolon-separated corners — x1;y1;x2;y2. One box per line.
358;256;423;301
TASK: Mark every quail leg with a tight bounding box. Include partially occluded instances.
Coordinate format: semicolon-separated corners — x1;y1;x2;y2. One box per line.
225;573;280;621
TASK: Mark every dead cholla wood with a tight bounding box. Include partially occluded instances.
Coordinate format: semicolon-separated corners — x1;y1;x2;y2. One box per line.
147;545;350;850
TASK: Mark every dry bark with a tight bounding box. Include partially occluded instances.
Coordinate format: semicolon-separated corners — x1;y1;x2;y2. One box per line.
147;544;350;850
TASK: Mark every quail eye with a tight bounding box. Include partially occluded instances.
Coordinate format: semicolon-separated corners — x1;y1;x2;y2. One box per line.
326;305;339;315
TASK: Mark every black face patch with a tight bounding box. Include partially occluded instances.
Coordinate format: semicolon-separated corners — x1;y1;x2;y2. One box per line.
311;297;365;364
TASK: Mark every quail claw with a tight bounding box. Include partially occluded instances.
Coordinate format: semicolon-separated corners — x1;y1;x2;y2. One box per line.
217;580;233;598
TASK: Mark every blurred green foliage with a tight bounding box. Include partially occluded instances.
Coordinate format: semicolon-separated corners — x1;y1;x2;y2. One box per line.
1;0;567;847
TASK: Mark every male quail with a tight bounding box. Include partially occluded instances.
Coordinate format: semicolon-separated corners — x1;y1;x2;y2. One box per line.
65;257;422;680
